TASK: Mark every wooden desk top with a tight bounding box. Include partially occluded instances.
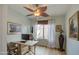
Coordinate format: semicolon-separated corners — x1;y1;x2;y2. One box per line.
25;40;38;46
15;40;38;46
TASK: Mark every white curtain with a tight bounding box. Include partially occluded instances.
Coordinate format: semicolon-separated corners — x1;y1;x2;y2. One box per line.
33;20;56;48
33;24;37;40
48;20;56;48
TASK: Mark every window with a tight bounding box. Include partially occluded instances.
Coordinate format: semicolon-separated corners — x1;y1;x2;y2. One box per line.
44;25;48;39
36;24;48;40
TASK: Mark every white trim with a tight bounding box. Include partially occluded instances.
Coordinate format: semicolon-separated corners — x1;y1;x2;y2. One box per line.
0;52;7;55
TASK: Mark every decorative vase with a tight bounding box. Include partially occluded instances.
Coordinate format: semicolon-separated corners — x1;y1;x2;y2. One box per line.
59;30;64;51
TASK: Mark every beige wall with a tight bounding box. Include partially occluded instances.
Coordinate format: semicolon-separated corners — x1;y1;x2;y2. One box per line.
0;5;3;54
54;16;66;49
0;5;32;54
7;6;31;42
0;5;8;54
66;5;79;55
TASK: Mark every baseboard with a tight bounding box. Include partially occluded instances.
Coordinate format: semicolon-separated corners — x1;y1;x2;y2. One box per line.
37;45;65;52
0;52;7;55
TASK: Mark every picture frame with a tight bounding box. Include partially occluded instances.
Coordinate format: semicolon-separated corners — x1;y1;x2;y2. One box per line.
69;11;79;40
56;25;62;32
7;22;21;35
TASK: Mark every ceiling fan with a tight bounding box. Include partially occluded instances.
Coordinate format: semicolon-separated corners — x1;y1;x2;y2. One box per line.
24;4;49;17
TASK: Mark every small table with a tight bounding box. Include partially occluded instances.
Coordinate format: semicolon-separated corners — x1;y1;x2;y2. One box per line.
16;40;38;55
25;40;38;55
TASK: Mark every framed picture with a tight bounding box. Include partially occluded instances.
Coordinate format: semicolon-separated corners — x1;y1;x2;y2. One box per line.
69;11;79;40
7;22;21;35
56;25;62;32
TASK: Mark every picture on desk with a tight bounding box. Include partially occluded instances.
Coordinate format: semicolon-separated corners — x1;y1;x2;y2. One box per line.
7;22;21;35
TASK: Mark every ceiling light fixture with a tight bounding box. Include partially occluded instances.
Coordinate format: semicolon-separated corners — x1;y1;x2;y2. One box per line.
34;10;41;16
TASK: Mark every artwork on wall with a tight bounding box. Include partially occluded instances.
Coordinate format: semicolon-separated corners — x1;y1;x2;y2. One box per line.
69;11;79;40
7;22;21;35
56;25;62;32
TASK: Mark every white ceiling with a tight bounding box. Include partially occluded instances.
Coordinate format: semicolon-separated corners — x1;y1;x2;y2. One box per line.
8;4;71;19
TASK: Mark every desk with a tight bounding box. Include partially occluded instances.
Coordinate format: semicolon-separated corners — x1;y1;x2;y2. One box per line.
16;40;38;55
25;40;38;54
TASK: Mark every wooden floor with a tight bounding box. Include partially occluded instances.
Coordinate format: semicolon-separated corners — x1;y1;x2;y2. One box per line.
26;46;66;55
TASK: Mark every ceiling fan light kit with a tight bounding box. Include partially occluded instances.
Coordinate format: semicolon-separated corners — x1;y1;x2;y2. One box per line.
34;12;40;16
24;4;49;17
34;9;41;16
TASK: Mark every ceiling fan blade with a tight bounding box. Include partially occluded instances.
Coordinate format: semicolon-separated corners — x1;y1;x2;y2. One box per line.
36;6;47;13
41;13;49;17
24;7;34;12
40;6;47;12
26;14;33;16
